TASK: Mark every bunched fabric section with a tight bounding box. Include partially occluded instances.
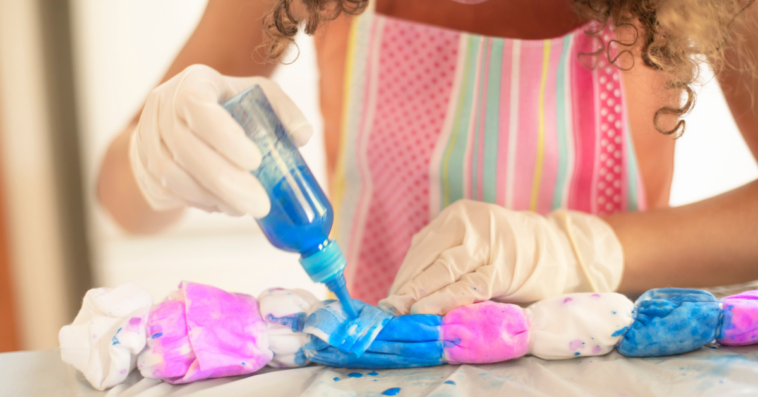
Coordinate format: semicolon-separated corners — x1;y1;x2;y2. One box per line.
59;283;153;391
258;288;320;368
137;282;273;384
718;290;758;346
441;301;530;364
527;292;634;360
617;289;721;357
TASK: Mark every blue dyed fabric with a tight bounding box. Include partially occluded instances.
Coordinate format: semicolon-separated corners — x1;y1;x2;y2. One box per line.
303;299;392;356
305;314;445;368
618;288;722;357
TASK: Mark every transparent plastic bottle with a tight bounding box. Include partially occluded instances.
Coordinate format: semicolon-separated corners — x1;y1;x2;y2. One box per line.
223;86;356;318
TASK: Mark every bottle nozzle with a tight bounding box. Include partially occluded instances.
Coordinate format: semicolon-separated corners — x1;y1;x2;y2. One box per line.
325;274;357;319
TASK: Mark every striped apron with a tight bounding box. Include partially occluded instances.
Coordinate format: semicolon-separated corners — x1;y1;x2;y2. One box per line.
331;12;647;305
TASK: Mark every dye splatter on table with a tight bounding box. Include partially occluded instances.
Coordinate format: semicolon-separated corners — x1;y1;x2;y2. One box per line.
3;347;758;396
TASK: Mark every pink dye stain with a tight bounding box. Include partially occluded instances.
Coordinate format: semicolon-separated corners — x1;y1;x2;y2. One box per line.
126;316;143;332
119;369;127;375
441;301;530;365
563;297;573;304
592;345;602;354
591;294;601;298
143;282;274;384
92;334;97;339
569;339;585;351
718;293;758;346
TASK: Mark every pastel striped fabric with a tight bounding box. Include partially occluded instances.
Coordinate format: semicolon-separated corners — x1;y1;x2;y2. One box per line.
332;13;647;305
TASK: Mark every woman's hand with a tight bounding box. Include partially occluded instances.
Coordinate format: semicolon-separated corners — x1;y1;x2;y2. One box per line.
129;64;312;217
379;200;624;315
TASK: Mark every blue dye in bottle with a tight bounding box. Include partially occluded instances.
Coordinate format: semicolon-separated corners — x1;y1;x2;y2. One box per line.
223;85;356;318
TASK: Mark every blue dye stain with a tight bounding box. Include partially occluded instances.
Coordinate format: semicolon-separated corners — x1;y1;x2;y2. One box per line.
374;379;378;382
382;388;401;396
612;327;628;337
368;371;379;376
444;380;456;385
613;311;617;315
111;328;122;346
443;338;462;348
266;312;307;332
305;314;447;369
348;372;363;378
151;332;163;339
333;377;340;382
293;348;307;366
305;299;391;356
719;304;736;339
241;362;246;366
617;288;721;357
574;352;581;356
720;380;724;384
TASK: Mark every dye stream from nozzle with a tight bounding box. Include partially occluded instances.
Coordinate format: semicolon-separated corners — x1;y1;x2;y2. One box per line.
325;274;357;319
223;86;357;319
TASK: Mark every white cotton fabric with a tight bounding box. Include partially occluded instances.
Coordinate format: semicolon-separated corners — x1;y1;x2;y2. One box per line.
527;292;635;360
59;283;153;391
258;288;320;368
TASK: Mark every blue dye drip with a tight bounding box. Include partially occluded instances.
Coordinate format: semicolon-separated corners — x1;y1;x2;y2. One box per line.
348;372;363;378
326;275;357;319
111;328;122;346
368;371;379;376
333;377;340;382
151;332;163;339
444;380;456;385
382;388;401;396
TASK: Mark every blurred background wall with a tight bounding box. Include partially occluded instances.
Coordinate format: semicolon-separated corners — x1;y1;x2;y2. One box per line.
0;0;756;352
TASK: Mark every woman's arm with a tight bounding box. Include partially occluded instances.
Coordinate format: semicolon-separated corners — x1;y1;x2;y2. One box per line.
98;0;278;234
610;5;758;292
607;180;758;292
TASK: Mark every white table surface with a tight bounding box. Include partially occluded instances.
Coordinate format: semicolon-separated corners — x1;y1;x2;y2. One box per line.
2;346;758;397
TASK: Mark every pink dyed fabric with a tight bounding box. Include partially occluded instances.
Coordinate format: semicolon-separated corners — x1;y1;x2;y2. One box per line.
718;290;758;346
441;301;530;364
138;282;273;384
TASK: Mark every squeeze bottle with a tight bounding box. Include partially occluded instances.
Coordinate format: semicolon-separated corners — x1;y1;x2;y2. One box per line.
223;85;357;318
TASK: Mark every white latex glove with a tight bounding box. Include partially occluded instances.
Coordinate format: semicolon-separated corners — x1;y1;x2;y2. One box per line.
378;199;623;315
130;64;313;217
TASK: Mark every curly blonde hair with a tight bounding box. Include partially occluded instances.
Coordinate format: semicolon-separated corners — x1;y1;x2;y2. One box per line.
263;0;756;135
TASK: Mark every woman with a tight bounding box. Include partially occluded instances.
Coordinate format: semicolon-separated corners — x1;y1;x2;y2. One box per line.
98;0;758;314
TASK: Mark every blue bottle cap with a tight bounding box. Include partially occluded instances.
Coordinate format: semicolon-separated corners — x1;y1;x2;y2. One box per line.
299;240;347;283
